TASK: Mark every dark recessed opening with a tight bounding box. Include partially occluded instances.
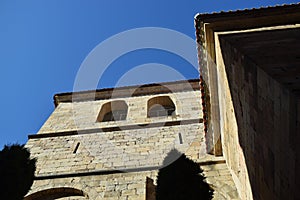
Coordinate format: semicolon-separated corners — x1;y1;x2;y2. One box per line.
73;142;80;154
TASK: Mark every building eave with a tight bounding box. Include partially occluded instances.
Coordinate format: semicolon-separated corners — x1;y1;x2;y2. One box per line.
53;79;200;107
195;3;300;24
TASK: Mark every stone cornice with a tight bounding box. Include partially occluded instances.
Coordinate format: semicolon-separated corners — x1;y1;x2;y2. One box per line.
195;3;300;31
28;118;203;139
53;79;200;107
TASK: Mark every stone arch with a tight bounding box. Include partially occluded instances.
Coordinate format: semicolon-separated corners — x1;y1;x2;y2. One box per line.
24;187;88;200
97;100;128;122
147;96;176;117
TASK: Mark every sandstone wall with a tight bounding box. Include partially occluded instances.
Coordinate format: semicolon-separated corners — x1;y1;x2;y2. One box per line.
25;89;205;199
213;35;298;200
38;91;202;134
27;171;157;200
26;124;204;176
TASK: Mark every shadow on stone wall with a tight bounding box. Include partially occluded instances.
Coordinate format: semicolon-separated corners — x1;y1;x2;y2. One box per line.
220;38;299;200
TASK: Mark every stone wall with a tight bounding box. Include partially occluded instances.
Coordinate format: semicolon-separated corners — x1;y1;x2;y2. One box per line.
26;171;157;200
213;35;299;200
25;88;207;199
38;91;202;134
26;124;204;176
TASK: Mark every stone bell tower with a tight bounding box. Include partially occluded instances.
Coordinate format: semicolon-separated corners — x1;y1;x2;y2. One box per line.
24;79;239;199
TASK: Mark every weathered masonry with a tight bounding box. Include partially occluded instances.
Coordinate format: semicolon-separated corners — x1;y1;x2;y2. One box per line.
24;79;241;199
24;80;238;199
195;3;300;200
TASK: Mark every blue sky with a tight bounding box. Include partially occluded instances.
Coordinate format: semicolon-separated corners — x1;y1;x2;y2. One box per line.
0;0;298;148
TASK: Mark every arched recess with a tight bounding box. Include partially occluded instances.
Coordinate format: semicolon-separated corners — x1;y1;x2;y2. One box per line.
24;187;88;200
97;100;128;122
147;96;176;117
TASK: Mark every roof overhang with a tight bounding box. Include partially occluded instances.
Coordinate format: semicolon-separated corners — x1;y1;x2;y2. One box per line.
195;3;300;97
53;79;200;107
